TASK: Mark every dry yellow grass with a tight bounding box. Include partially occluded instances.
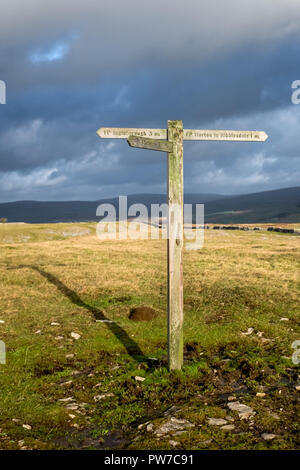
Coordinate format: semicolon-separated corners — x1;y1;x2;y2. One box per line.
0;222;299;449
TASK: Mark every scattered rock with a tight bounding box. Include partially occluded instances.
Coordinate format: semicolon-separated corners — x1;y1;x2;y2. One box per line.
207;418;228;426
96;319;113;323
279;318;289;322
227;402;256;420
129;306;157;321
66;404;79;410
68;414;76;419
60;380;73;387
241;327;254;336
93;393;114;402
12;418;21;423
55;336;64;340
34;330;41;334
221;424;236;431
22;424;32;430
295;385;300;391
134;376;145;382
146;423;154;432
65;354;74;359
70;332;81;340
137;423;146;430
256;392;266;397
154;417;194;436
164;406;181;417
198;439;212;446
51;322;60;326
262;433;277;441
228;396;236;402
58;397;74;403
169;440;179;447
0;320;5;324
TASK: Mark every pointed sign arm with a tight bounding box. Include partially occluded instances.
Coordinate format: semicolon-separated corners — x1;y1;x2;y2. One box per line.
97;127;167;139
127;135;174;153
183;129;268;142
97;127;268;142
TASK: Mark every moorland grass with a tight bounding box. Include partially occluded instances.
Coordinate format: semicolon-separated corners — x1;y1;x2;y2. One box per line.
0;222;299;449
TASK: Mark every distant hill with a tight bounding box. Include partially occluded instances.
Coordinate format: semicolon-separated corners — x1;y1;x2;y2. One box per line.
203;186;300;223
0;193;226;224
0;187;299;224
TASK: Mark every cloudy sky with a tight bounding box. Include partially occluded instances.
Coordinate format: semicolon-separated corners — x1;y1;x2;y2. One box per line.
0;0;300;202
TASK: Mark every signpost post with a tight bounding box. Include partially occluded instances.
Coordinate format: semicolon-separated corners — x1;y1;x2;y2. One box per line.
97;121;268;370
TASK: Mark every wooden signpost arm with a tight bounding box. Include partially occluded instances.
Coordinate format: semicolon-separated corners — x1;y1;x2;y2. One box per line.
128;135;173;153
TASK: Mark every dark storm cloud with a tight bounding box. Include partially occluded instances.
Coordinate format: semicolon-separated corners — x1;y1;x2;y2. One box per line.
0;0;300;201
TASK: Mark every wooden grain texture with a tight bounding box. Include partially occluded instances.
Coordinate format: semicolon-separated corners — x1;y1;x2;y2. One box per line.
97;127;167;139
183;129;268;141
167;120;184;371
98;127;268;142
96;121;268;372
128;135;173;153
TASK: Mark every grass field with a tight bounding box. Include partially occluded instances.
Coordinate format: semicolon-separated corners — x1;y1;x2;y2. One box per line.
0;222;299;450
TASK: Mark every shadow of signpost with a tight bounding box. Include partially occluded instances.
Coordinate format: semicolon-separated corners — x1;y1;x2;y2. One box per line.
12;264;149;363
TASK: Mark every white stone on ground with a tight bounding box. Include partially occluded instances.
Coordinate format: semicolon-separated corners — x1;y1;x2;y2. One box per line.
135;376;145;382
70;332;81;340
262;433;276;440
207;418;227;426
154;417;194;436
227;402;256;420
221;424;236;431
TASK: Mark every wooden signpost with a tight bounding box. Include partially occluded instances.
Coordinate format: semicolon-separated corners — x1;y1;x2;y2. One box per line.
97;121;268;370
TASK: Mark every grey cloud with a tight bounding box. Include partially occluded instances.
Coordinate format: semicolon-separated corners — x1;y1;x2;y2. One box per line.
0;1;300;202
1;1;300;87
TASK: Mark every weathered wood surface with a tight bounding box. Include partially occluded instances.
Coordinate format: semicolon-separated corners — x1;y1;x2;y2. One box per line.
96;120;268;372
97;127;268;142
97;127;167;139
128;135;173;153
167;120;184;371
183;129;268;141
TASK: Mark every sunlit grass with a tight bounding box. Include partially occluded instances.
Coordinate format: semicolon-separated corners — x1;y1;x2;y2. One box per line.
0;222;299;449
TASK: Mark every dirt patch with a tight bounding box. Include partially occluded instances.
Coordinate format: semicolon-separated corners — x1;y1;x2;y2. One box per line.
184;341;201;359
34;362;65;377
129;306;157;321
53;428;129;450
